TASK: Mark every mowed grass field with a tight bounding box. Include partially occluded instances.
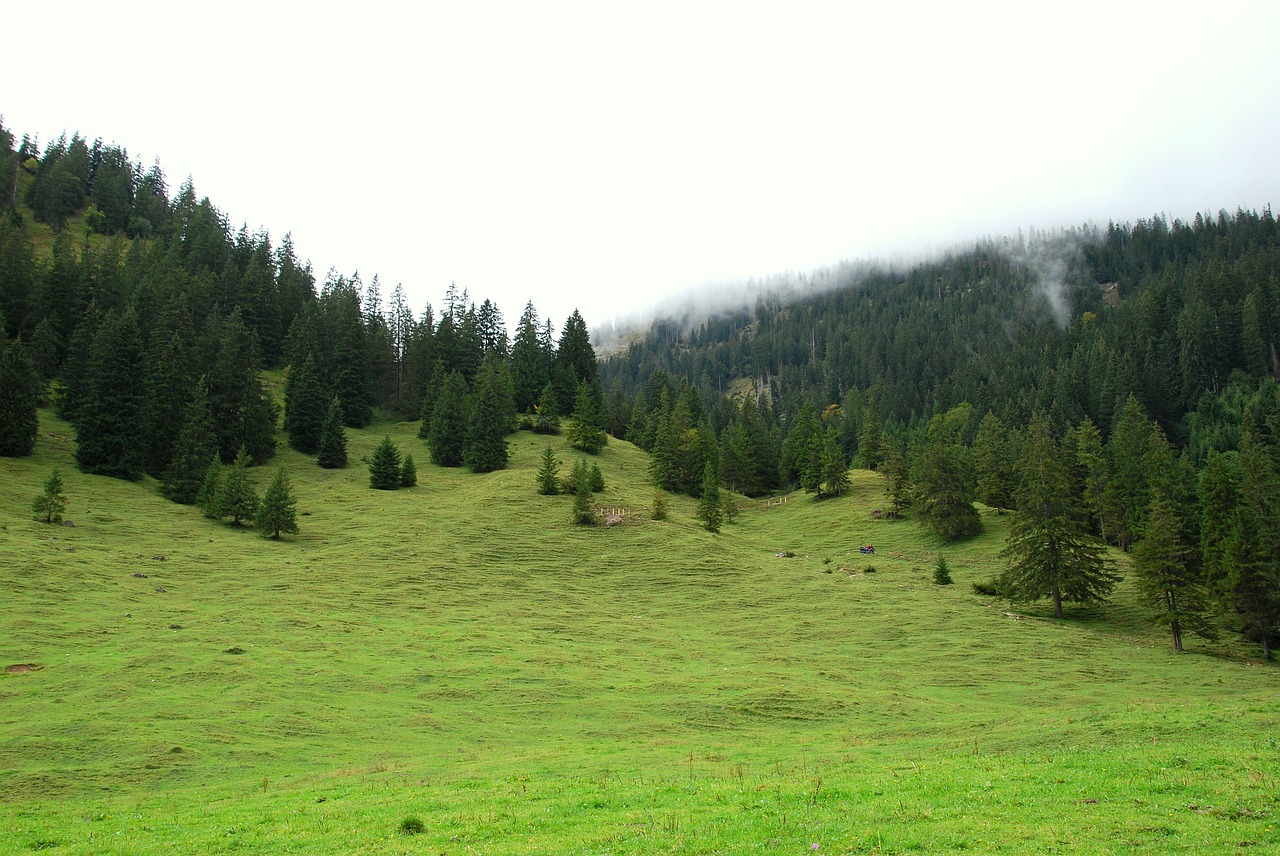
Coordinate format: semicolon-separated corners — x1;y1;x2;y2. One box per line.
1;409;1277;854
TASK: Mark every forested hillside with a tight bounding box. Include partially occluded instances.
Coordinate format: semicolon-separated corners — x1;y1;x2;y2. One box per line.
596;209;1280;655
0;120;604;493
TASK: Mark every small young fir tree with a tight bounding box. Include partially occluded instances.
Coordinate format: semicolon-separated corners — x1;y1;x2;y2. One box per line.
32;468;68;524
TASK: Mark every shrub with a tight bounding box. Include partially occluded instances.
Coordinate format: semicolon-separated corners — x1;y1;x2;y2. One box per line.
399;816;425;835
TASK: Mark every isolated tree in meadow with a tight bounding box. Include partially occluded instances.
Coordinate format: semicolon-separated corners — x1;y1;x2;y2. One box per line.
218;447;260;525
536;445;561;495
32;468;68;524
255;467;299;539
316;396;348;468
1131;489;1216;651
161;380;217;504
0;335;41;457
999;413;1119;618
400;454;417;487
933;555;953;585
697;460;722;533
369;436;403;489
571;459;596;525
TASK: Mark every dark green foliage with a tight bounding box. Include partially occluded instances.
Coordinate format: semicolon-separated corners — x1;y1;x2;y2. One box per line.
554;309;598;416
218;448;260;526
973;411;1015;512
651;491;669;520
400;454;417;487
428;370;470;467
912;412;982;541
1131;489;1216;651
567;380;607;453
161;381;217;504
0;335;40;456
536;446;560;495
511;301;550;413
999;414;1120;618
818;424;850;497
255;467;299;539
195;457;224;519
697;461;722;533
316;397;348;468
466;361;512;473
369;436;403;489
32;468;67;524
533;382;560;434
284;356;327;454
571;459;596;525
933;556;953;585
74;309;148;479
589;462;605;493
398;817;425;836
1221;421;1280;658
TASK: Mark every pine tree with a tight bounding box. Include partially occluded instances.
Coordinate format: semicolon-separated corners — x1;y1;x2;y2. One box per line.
428;370;470;467
75;309;148;479
973;411;1014;513
651;490;670;520
536;445;560;495
32;468;68;524
567;380;607;453
218;447;260;525
255;466;299;539
1103;394;1151;550
1131;489;1216;651
533;382;561;434
911;414;982;541
161;380;217;504
933;556;953;586
284;355;327;454
572;459;596;525
400;454;418;487
999;414;1119;618
1198;450;1240;597
0;336;40;456
316;396;348;468
589;462;605;492
697;460;722;533
819;424;851;497
465;361;511;472
195;456;224;519
369;436;403;489
1222;420;1280;658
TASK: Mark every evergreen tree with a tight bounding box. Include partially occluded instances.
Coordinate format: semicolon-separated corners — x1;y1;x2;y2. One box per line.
32;468;68;524
999;414;1119;618
1198;450;1240;596
465;361;511;472
1222;420;1280;658
316;396;348;468
566;379;607;453
572;459;596;525
858;391;884;470
1073;416;1111;539
75;309;148;479
284;355;327;454
589;462;605;492
819;424;851;497
369;436;403;489
1131;489;1216;651
255;466;299;539
195;456;224;519
554;309;598;416
428;370;470;467
533;382;561;434
933;556;953;585
973;411;1014;512
400;454;417;487
511;301;550;412
1103;394;1152;550
881;440;910;517
697;460;722;533
912;414;982;541
536;445;561;495
0;336;40;456
161;380;217;504
417;359;445;437
651;490;670;520
217;447;260;525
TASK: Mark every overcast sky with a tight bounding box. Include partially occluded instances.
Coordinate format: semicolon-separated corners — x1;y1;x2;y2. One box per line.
6;1;1280;334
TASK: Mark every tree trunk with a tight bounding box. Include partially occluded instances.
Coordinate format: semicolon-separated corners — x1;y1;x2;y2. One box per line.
1052;583;1063;619
1171;617;1183;653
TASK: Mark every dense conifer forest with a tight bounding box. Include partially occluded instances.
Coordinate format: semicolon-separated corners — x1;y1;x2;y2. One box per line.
1;118;1277;656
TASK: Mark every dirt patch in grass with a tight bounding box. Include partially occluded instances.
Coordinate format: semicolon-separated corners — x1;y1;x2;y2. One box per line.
5;663;43;673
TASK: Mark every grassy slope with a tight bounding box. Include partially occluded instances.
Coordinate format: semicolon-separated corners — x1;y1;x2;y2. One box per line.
1;410;1277;854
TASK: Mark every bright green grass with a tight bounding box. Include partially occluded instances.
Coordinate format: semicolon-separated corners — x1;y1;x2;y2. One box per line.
1;410;1277;853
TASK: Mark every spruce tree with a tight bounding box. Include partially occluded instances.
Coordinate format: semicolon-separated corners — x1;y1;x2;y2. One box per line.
999;414;1119;618
912;414;982;541
973;411;1014;513
400;454;417;487
428;370;470;467
589;462;605;493
75;309;148;479
819;424;851;497
218;448;260;526
32;468;68;524
567;380;607;453
195;456;225;519
284;355;327;454
933;556;953;585
572;459;596;525
1131;489;1216;651
316;396;348;468
161;380;217;504
465;361;511;472
651;490;670;521
255;466;299;539
536;445;561;495
697;460;722;533
1222;421;1280;658
533;382;561;434
369;436;403;489
0;336;40;457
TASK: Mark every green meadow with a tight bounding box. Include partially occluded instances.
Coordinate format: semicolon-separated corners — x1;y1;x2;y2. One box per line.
1;410;1277;854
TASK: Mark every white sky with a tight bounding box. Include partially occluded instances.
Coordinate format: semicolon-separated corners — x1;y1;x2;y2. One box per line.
6;1;1280;334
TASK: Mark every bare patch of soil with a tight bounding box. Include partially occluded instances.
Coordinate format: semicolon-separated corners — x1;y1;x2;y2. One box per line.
5;663;42;673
